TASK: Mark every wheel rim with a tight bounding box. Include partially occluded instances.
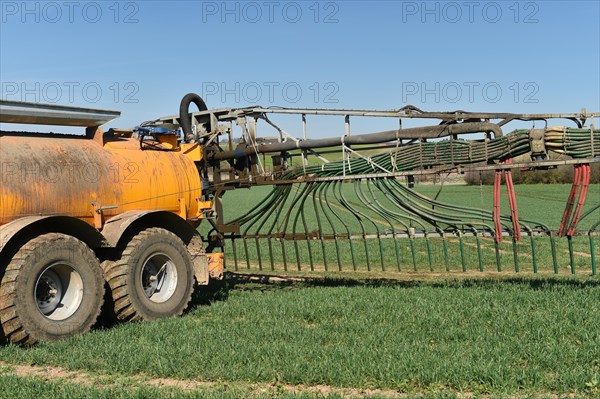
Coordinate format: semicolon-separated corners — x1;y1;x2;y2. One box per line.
140;253;178;303
35;263;84;321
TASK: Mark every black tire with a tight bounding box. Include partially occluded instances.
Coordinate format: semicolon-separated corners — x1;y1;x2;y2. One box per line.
0;233;104;345
103;228;194;322
179;93;208;136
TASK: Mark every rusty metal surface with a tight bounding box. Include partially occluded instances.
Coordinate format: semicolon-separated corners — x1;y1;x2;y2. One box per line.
0;133;202;229
207;253;224;280
0;100;120;127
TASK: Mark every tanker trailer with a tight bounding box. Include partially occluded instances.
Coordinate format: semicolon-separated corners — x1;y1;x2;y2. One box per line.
0;100;215;345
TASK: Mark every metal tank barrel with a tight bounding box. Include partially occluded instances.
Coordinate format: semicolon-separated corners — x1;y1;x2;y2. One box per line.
0;131;202;227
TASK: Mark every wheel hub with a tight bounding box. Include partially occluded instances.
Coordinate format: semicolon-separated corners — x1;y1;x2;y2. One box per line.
36;270;62;315
35;263;84;321
140;254;178;303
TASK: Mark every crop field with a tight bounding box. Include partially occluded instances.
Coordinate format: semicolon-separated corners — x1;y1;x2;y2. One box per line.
0;183;598;398
0;276;599;398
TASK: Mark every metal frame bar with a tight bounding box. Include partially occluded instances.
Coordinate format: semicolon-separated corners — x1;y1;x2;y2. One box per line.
0;100;120;127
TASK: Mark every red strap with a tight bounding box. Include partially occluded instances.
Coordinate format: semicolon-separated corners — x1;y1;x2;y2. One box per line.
504;158;521;241
567;164;590;236
559;165;582;237
493;164;503;242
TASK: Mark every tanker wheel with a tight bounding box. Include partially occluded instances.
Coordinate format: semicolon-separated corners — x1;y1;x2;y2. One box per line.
0;233;104;345
104;228;194;322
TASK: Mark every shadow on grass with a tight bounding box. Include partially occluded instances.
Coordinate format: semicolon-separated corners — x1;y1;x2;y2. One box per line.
217;271;600;294
95;279;233;331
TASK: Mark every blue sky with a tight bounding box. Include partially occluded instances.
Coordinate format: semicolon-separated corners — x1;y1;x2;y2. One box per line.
1;0;599;134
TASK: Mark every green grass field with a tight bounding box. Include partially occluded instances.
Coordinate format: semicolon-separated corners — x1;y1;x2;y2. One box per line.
0;277;599;398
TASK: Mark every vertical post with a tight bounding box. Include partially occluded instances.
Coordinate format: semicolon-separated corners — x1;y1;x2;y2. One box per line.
568;236;576;274
590;117;595;158
281;238;288;271
255;238;263;271
459;234;466;272
243;238;251;270
227;121;234;180
550;236;559;273
231;238;239;271
590;235;597;276
349;235;357;271
363;234;371;272
394;232;402;272
495;240;502;272
529;234;538;274
443;237;450;272
302;114;308;172
227;121;233;151
249;117;257;142
426;237;433;272
345;114;350;136
267;237;275;271
512;238;519;273
409;234;417;272
343;115;350;178
294;238;302;271
476;233;484;272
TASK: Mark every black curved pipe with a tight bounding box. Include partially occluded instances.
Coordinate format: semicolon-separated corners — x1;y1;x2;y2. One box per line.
179;93;208;136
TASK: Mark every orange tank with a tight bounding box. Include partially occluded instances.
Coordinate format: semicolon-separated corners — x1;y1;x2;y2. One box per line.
0;131;204;228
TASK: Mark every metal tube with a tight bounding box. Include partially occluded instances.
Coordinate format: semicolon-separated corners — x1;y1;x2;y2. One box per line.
590;235;597;276
568;236;576;274
443;238;450;272
550;236;558;273
495;240;502;272
459;235;466;272
210;122;503;160
530;234;538;273
512;239;519;273
426;237;433;272
476;234;484;272
231;237;239;271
